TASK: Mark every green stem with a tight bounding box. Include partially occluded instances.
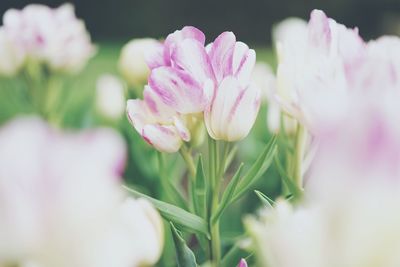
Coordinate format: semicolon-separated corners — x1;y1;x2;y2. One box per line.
208;137;221;267
179;145;196;179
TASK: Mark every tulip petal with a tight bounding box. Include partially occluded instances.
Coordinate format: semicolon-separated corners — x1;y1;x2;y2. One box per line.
232;41;256;86
164;26;205;63
205;77;260;141
142;124;182;153
209;31;236;82
149;66;209;113
173;117;191;142
171;38;215;83
143;86;176;123
226;83;261;141
144;41;168;69
308;10;331;50
126;99;153;133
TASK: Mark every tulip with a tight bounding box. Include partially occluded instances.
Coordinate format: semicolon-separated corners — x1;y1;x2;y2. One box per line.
127;86;190;153
131;27;260;142
203;32;260;141
2;4;95;74
96;74;126;120
147;26;214;114
204;76;260;141
119;38;164;86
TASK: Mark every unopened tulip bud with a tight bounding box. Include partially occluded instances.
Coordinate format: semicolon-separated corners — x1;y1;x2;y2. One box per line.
119;38;163;86
96;74;126;120
237;258;248;267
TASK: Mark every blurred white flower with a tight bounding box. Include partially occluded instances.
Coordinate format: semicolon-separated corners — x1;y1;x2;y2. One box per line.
96;74;126;120
0;117;163;267
250;62;297;134
0;27;25;76
119;38;163;86
247;182;400;267
274;10;364;133
2;4;95;73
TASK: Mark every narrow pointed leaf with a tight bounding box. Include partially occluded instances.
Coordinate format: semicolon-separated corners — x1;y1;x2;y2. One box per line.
274;155;303;199
124;185;209;237
211;163;244;224
254;190;274;209
192;155;207;218
232;136;277;202
170;222;198;267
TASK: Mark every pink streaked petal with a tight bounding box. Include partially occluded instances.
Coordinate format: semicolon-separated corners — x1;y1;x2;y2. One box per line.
226;82;261;141
181;26;206;45
126;99;152;133
164;26;205;63
232;42;256;86
149;66;209;114
171;38;215;83
209;31;236;82
205;76;242;140
173;116;191;142
143;85;176;122
144;41;168;69
308;9;331;50
141;124;182;153
237;258;248;267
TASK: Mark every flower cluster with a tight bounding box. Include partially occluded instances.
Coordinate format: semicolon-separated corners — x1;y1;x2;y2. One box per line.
0;117;163;267
248;9;400;267
0;4;95;76
127;27;261;152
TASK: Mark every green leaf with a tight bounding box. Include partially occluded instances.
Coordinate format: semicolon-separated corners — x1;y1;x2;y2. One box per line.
274;155;303;200
254;190;274;209
192;155;207;219
157;152;188;210
170;222;198;267
211;163;244;224
232;135;277;202
124;185;210;237
221;243;249;267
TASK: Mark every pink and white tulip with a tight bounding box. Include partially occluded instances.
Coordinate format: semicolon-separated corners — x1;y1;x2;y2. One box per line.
128;27;260;145
2;4;95;73
204;32;260;141
127;86;190;153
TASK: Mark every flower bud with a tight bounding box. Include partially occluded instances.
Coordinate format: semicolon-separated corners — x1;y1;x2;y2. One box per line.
119;38;163;86
96;74;126;120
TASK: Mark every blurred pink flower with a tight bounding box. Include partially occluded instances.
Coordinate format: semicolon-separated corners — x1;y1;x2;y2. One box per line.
2;4;95;73
275;9;365;133
0;117;163;267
